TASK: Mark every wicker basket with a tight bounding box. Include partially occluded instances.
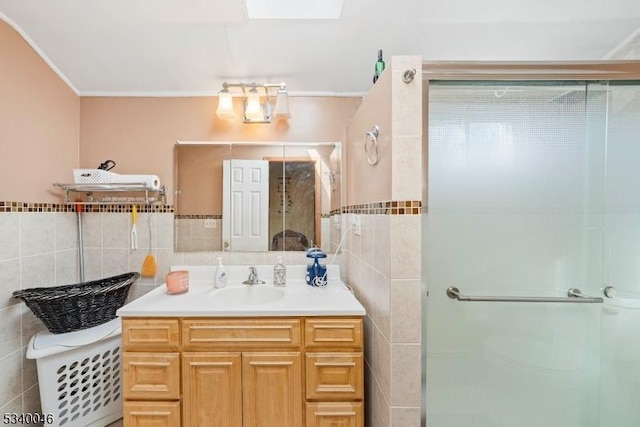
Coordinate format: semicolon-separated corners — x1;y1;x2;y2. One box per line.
13;272;139;334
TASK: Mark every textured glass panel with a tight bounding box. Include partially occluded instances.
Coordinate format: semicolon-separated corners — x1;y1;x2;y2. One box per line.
428;82;608;213
425;81;607;427
599;83;640;427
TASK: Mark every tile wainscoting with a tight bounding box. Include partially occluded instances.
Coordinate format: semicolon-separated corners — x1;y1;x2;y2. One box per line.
343;201;422;427
1;199;420;426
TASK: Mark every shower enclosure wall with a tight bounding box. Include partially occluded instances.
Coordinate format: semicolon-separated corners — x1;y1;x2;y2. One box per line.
421;62;640;427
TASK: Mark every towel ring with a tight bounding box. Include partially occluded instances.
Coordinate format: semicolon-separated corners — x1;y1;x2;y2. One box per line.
364;125;380;165
403;68;417;83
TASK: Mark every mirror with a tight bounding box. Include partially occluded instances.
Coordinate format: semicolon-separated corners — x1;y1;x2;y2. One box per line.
174;141;342;252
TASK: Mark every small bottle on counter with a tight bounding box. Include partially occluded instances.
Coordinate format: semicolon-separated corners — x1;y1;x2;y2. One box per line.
214;257;227;288
273;256;287;287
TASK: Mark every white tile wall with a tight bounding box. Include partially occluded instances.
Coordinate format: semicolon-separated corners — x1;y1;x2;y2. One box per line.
0;214;19;260
347;211;421;427
0;212;83;413
0;351;22;410
390;279;421;343
175;218;222;252
20;213;55;257
0;260;21;309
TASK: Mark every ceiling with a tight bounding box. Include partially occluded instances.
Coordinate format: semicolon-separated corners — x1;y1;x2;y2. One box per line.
1;0;640;96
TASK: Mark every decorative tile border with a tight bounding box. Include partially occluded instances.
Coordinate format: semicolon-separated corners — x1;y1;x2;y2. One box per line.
81;204;174;213
0;201;174;213
338;200;422;215
0;201;73;213
1;201;420;215
175;214;222;219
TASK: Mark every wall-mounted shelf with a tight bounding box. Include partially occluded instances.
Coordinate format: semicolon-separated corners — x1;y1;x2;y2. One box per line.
53;183;166;205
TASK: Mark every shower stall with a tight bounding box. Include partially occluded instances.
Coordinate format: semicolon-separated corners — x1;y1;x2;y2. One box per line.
422;62;640;427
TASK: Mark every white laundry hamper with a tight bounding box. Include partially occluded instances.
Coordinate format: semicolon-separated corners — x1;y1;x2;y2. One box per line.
26;318;123;427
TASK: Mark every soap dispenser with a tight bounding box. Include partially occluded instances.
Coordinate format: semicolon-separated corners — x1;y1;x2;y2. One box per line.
273;256;287;287
214;257;227;288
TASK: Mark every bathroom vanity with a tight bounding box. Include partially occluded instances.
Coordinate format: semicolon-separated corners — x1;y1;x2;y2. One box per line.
116;265;365;427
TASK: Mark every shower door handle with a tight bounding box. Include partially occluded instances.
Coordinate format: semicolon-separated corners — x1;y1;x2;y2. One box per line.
446;287;603;303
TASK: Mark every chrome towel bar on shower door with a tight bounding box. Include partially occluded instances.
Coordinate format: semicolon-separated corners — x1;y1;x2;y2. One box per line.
446;287;603;303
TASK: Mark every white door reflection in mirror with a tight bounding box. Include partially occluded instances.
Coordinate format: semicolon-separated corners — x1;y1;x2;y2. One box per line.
222;159;269;251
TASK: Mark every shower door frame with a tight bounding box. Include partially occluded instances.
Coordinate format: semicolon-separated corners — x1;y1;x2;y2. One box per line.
420;60;640;427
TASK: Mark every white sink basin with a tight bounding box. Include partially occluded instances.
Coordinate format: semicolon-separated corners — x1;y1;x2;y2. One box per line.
213;285;285;306
117;265;367;317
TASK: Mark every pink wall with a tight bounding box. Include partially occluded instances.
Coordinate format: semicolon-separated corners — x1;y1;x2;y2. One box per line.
80;96;361;205
0;16;362;208
346;66;393;205
0;19;79;202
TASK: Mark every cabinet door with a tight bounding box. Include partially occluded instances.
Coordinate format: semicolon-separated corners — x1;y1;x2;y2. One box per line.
124;401;181;427
182;352;242;427
123;352;180;400
306;402;364;427
242;352;303;427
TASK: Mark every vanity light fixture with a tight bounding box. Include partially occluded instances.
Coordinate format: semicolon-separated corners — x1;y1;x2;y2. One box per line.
215;82;291;123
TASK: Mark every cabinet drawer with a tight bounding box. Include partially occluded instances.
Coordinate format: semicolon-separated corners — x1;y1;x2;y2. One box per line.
306;353;364;401
182;318;301;350
123;352;181;400
306;402;364;427
305;318;363;348
122;318;180;351
124;401;181;427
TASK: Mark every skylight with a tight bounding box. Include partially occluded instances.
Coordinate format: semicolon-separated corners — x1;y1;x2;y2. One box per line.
246;0;344;20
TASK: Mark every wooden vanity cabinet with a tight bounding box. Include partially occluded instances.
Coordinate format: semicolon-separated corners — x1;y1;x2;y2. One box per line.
121;316;363;427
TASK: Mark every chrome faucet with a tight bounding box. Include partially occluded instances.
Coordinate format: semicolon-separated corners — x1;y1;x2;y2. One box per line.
243;266;265;285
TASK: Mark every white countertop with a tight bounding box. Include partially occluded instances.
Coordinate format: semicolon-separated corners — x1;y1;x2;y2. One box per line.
117;265;366;317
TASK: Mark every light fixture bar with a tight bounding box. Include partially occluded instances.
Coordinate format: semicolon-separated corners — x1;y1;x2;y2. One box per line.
215;82;290;124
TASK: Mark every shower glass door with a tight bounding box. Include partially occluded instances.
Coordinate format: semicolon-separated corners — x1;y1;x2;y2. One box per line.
598;82;640;427
425;80;609;427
